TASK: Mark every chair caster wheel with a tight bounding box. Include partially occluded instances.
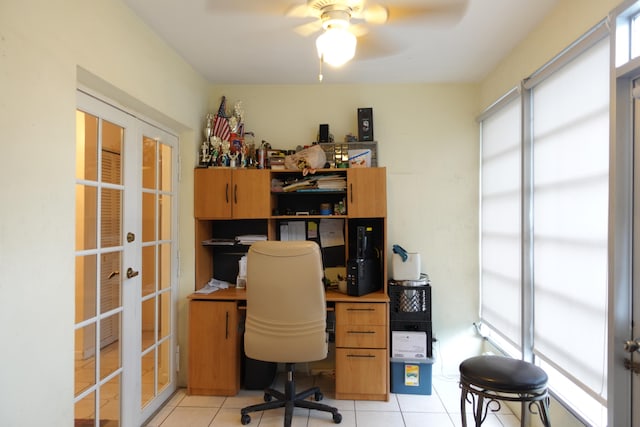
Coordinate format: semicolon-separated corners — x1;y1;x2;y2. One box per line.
241;414;251;425
333;413;342;423
314;391;323;401
263;393;272;402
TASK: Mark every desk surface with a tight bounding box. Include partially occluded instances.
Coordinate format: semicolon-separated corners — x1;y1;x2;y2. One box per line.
189;287;389;303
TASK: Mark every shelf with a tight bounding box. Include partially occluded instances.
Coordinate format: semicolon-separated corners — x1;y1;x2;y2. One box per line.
271;215;347;220
272;190;346;195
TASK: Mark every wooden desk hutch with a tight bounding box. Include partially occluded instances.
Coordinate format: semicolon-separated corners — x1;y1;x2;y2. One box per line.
188;167;389;401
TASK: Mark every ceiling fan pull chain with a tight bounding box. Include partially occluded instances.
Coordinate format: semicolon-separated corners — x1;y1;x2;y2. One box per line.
318;54;324;82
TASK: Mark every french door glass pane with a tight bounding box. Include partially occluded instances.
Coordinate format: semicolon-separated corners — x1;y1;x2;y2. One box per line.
143;136;157;190
158;243;171;290
101;188;122;247
141;352;155;407
101;375;121;425
75;185;97;251
100;312;121;380
142;192;156;243
76;111;98;181
159;194;171;240
160;144;172;191
102;120;123;185
100;252;121;314
74;324;96;395
75;391;96;423
75;255;97;323
141;297;156;352
142;245;156;297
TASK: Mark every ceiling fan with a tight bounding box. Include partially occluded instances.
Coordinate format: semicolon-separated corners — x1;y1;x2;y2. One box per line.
287;0;468;73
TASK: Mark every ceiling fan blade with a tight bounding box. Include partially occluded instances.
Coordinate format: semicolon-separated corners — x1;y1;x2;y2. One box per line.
355;31;400;60
294;20;323;37
386;0;468;25
286;2;319;19
362;4;388;25
350;23;369;38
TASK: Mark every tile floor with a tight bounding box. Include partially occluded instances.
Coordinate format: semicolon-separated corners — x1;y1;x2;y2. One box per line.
144;372;520;427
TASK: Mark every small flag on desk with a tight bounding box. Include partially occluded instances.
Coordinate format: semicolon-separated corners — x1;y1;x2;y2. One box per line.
213;96;231;141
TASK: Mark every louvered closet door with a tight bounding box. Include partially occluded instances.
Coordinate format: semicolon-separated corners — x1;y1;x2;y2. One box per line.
74;91;178;427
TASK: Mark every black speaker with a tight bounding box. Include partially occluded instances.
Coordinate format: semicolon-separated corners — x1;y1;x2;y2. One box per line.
319;124;329;142
357;108;373;141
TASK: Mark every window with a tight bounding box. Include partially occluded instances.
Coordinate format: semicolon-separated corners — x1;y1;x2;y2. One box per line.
479;91;522;351
479;23;609;427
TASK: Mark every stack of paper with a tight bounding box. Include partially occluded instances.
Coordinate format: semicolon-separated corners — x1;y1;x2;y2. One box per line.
391;331;428;360
236;234;267;245
315;175;346;190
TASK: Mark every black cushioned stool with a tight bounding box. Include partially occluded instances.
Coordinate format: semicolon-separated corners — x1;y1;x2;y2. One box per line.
459;355;551;427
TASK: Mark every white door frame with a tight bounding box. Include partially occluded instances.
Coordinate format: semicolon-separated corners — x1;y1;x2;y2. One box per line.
609;2;640;426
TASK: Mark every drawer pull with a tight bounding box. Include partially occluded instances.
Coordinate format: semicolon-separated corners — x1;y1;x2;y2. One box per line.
347;330;376;334
346;354;376;358
346;308;375;312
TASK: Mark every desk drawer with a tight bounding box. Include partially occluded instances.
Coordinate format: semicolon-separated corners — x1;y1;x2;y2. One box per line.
336;324;386;348
335;348;387;398
335;302;387;325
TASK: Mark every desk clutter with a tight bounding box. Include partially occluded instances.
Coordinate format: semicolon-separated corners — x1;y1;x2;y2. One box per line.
198;96;377;171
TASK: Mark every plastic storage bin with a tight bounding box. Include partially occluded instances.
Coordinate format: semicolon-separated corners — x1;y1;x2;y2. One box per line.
390;357;433;395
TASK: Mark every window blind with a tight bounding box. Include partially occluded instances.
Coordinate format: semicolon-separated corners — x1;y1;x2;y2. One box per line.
531;37;609;402
479;93;522;347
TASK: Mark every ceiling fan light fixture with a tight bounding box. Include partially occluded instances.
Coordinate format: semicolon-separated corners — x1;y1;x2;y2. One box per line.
316;26;357;67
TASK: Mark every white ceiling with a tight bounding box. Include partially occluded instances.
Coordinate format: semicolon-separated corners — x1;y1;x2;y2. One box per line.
123;0;559;85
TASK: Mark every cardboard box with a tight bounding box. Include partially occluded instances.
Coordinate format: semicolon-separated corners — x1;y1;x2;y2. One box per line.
390;357;433;395
348;149;371;168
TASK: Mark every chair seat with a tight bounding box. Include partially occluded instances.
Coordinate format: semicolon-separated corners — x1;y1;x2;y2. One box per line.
459;355;548;393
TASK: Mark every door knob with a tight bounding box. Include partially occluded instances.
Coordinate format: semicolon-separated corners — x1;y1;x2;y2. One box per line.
126;267;139;279
623;339;640;353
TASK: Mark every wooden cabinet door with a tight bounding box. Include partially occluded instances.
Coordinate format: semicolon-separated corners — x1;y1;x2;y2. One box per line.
231;169;271;218
335;348;387;400
194;168;232;219
347;168;387;217
188;300;240;395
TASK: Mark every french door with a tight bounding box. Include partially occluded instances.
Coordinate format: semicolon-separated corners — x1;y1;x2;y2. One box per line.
74;90;178;426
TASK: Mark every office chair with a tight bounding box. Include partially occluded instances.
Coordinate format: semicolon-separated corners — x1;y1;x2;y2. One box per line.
240;240;342;426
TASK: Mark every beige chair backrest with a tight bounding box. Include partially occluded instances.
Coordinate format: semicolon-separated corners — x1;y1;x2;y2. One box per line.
244;240;328;363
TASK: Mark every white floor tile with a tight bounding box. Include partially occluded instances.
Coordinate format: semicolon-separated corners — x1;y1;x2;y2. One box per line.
356;410;405;427
308;409;355;427
210;408;253;427
156;406;218;427
179;394;226;408
403;411;455;427
143;373;517;427
396;392;447;412
354;394;400;411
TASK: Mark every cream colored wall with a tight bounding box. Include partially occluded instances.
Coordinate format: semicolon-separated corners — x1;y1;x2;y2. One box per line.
480;0;620;109
210;84;484;375
0;1;208;425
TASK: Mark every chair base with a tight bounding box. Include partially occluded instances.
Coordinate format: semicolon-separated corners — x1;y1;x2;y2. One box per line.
240;363;342;427
460;381;551;427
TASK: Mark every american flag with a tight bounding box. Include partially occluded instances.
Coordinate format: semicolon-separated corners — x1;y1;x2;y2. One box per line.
213;96;231;141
